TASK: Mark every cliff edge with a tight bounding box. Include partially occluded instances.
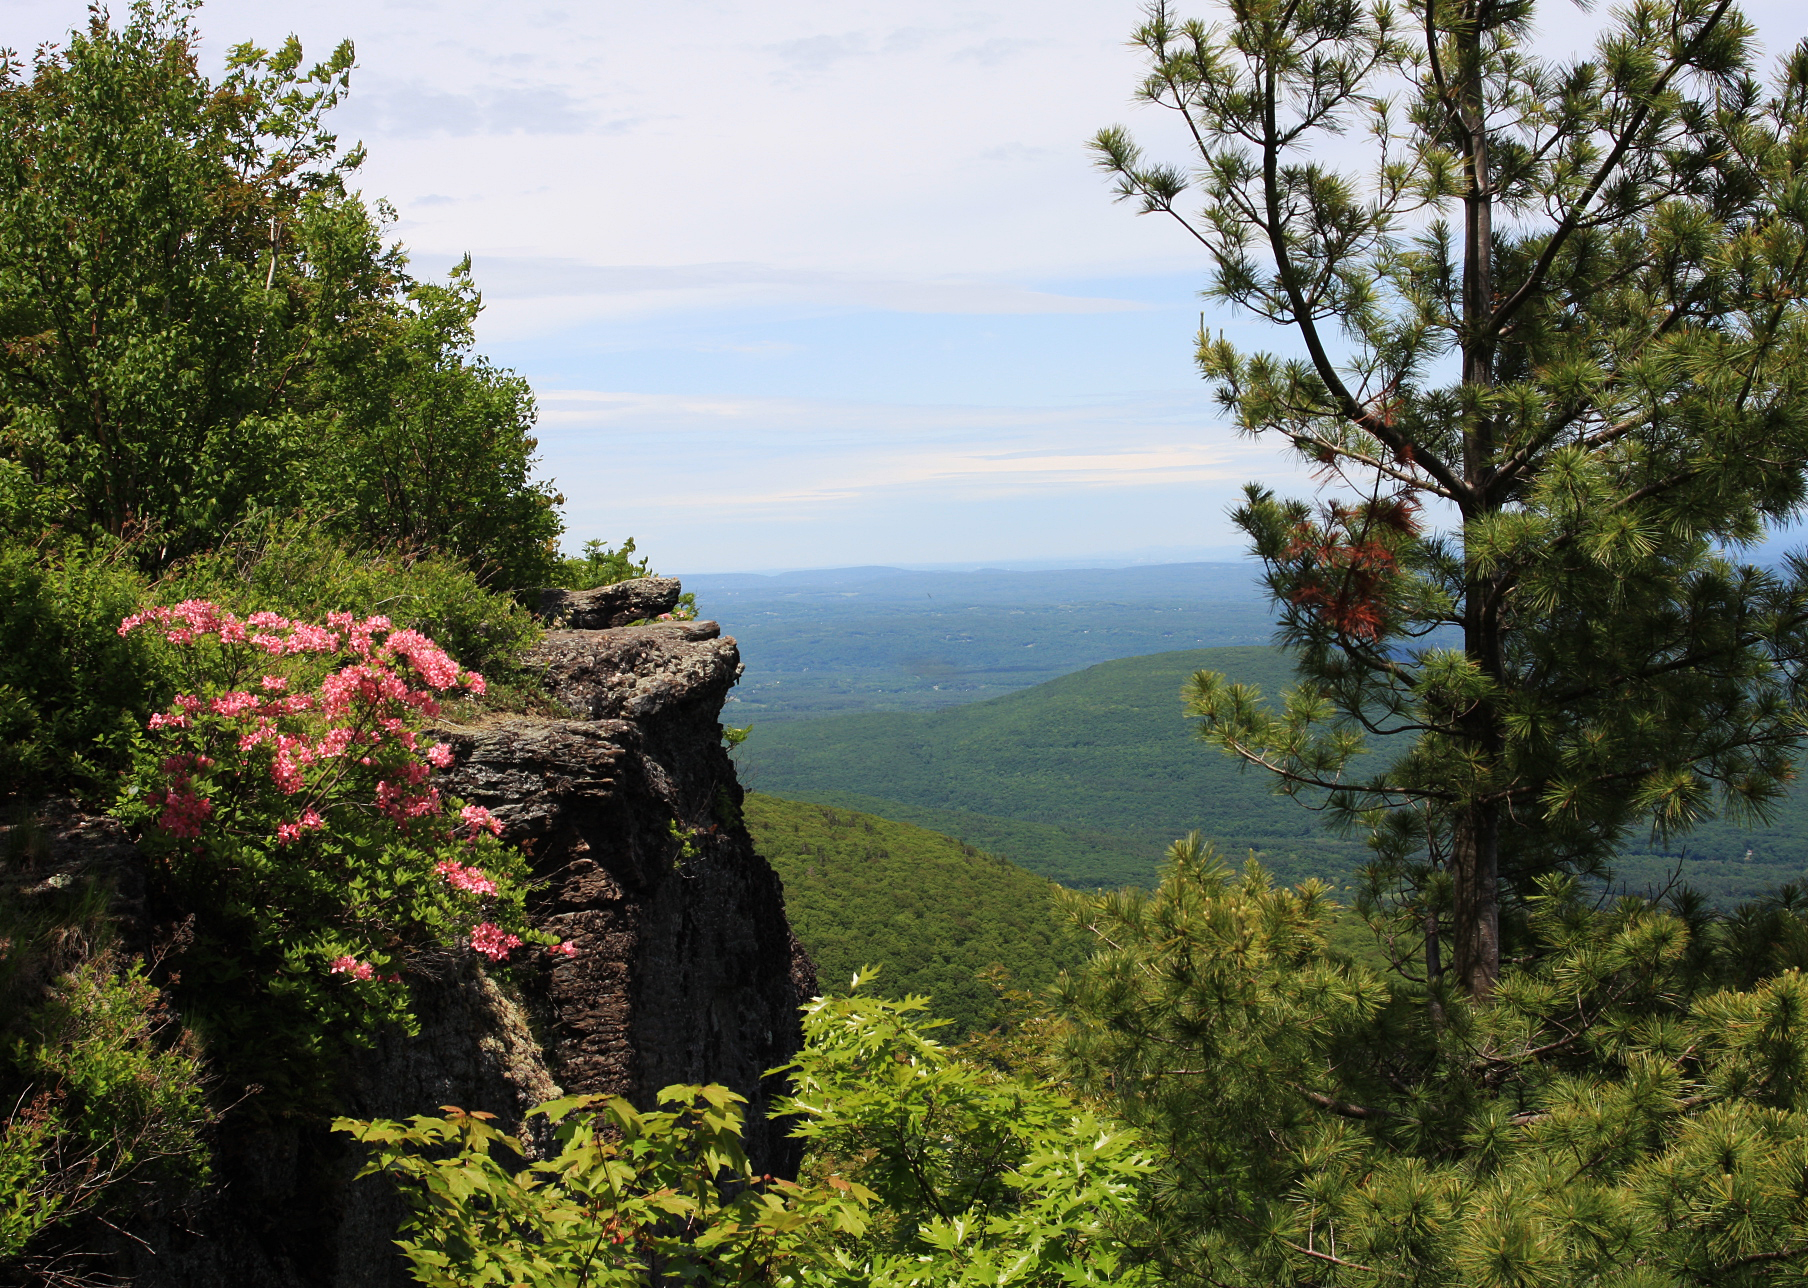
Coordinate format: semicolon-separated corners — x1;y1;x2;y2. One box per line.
26;579;814;1288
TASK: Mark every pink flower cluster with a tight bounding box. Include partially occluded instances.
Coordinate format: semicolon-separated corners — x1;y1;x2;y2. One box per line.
129;601;534;992
460;804;503;840
435;859;498;897
376;775;442;825
551;940;580;958
122;601;487;846
275;808;325;846
327;955;402;983
470;922;523;962
154;785;215;839
329;955;375;980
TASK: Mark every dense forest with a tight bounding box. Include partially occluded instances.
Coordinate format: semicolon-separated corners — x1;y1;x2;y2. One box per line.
13;0;1808;1284
746;646;1808;901
744;794;1086;1035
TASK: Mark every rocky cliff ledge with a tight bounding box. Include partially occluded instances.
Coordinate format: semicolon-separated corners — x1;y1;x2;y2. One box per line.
436;602;815;1170
83;579;814;1288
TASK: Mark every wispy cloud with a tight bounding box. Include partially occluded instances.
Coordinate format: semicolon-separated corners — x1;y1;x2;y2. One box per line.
334;82;608;138
767;26;940;74
439;256;1149;332
535;387;1309;511
533;386;1316;568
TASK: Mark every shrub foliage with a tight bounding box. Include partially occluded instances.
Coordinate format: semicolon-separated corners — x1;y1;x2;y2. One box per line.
342;979;1155;1287
114;601;549;1104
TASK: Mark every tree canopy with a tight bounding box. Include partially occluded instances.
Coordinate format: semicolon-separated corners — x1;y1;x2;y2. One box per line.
0;0;562;586
1096;0;1808;992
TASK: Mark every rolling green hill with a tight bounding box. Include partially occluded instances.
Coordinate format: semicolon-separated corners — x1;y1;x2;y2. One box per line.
738;646;1365;889
738;646;1808;902
744;794;1086;1035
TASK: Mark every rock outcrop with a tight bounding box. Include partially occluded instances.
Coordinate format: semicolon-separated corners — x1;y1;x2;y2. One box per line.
536;576;684;629
436;612;813;1172
42;579;811;1288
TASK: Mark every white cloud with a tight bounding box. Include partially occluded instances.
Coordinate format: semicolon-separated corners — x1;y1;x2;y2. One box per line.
536;387;1312;569
534;387;1313;521
442;257;1149;335
12;0;1805;568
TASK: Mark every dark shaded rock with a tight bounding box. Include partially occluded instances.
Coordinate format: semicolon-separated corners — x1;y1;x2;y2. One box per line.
536;576;683;629
124;962;559;1288
1;800;147;953
438;619;813;1174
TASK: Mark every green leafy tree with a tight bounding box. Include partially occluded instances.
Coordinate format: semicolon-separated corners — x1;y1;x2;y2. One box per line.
0;1;562;581
307;257;565;589
342;979;1156;1286
1096;0;1808;992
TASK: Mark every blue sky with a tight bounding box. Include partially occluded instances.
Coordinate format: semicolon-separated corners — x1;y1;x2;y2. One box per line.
13;0;1808;571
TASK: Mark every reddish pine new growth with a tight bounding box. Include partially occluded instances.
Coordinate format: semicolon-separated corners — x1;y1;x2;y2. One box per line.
1284;497;1419;642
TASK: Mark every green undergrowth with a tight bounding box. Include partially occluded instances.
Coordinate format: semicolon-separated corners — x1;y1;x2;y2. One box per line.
157;519;569;726
0;538;166;797
0;519;578;801
548;536;652;590
0;811;213;1265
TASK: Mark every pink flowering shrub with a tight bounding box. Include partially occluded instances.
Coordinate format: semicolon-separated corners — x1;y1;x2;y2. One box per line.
115;600;559;1102
469;922;524;962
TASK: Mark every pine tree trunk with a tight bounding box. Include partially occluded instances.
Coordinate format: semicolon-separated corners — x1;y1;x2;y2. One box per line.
1450;802;1500;994
1454;1;1501;996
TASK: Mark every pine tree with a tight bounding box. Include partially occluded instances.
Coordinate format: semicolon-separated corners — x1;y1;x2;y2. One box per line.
1056;836;1808;1286
1096;0;1808;994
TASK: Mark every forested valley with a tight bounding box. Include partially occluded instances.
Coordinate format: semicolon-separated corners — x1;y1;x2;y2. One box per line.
12;1;1808;1285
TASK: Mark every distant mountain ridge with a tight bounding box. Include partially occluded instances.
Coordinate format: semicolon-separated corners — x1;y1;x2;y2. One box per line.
686;562;1276;722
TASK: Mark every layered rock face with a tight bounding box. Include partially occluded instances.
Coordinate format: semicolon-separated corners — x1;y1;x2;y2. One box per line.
437;613;814;1170
98;582;812;1288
